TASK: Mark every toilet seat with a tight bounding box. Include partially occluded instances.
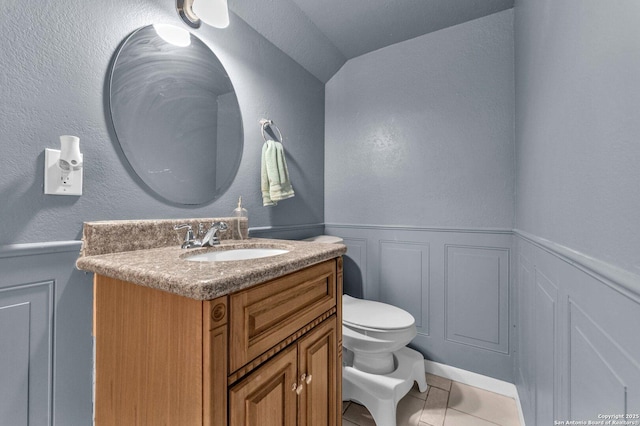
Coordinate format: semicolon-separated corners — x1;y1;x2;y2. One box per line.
343;295;415;331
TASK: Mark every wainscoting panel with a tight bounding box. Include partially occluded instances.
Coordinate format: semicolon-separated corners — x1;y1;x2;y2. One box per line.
325;224;514;381
0;299;32;425
0;242;93;426
445;245;509;353
379;241;429;333
516;253;535;416
0;281;53;426
514;231;640;425
568;300;639;419
534;270;558;425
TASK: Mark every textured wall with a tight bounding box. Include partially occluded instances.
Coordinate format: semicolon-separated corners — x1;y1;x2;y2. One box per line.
0;0;325;245
325;9;515;229
514;0;640;421
228;0;346;83
514;0;640;275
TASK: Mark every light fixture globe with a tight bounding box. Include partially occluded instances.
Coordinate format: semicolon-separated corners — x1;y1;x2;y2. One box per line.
193;0;229;28
177;0;229;29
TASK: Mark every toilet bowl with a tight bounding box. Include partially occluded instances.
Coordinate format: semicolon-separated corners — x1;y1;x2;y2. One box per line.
305;235;428;426
342;294;417;374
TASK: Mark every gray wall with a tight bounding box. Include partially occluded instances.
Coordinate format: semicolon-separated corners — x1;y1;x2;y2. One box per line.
325;10;516;381
325;9;514;229
514;0;640;422
514;0;640;275
0;0;325;246
0;0;325;423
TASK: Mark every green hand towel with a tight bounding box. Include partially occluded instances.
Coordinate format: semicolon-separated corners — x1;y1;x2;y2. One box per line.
261;140;295;206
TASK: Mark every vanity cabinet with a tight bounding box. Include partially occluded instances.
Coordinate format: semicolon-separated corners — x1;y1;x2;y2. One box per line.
229;317;338;426
93;257;342;426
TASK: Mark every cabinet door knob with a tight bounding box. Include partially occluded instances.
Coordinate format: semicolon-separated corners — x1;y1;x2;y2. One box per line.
296;384;304;395
305;374;313;384
291;382;298;392
300;373;306;382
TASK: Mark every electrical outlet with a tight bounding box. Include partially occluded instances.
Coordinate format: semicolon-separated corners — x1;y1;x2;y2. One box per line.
44;148;83;196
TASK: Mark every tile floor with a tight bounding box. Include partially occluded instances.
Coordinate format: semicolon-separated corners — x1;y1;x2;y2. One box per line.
342;373;521;426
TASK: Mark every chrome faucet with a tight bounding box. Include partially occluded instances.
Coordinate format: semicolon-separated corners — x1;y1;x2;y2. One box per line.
201;221;228;246
174;221;228;249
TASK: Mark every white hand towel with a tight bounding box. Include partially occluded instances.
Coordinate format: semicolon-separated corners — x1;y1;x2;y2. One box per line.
261;140;295;206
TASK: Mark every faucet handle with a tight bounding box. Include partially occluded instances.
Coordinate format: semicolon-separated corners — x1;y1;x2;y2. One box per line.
174;224;197;249
174;224;193;233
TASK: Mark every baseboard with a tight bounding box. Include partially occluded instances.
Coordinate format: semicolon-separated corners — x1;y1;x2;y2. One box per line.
424;360;526;426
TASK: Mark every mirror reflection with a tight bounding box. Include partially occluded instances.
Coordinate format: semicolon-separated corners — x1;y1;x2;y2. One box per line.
108;24;243;205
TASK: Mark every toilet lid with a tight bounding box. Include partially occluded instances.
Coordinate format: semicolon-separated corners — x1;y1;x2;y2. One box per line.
343;295;415;330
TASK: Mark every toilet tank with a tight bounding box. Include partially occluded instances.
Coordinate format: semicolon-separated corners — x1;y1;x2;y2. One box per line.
304;235;344;244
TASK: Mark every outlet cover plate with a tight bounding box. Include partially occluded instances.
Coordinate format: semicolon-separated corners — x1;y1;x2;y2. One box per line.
44;148;83;196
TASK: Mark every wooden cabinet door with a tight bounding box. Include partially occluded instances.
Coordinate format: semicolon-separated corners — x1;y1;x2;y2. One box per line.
297;316;338;426
229;345;298;426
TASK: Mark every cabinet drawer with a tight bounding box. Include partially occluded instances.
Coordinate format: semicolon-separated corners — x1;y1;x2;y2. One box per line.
229;260;336;372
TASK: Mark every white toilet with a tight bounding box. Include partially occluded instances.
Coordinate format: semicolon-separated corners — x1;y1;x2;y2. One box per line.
342;294;418;374
305;235;428;426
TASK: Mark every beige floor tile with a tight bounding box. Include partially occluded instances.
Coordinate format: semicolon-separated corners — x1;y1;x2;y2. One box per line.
448;382;520;426
443;408;500;426
343;402;376;426
420;387;449;426
408;382;429;400
397;395;427;426
426;374;452;391
343;401;351;414
342;419;359;426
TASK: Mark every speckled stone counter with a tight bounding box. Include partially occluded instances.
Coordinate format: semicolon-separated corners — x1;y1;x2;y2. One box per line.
76;219;346;300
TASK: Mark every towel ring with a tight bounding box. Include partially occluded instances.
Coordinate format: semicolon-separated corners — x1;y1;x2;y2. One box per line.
259;119;283;143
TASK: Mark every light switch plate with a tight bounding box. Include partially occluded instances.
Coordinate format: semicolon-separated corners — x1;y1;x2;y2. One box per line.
44;148;83;196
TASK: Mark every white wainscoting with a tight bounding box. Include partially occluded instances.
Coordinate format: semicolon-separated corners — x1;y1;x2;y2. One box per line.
0;242;93;426
445;245;510;354
514;231;640;424
325;223;514;382
251;223;640;421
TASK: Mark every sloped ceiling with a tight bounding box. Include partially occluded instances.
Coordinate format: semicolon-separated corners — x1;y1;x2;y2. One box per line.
229;0;514;83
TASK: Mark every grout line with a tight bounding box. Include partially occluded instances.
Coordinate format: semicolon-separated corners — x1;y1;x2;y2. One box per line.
446;408;502;425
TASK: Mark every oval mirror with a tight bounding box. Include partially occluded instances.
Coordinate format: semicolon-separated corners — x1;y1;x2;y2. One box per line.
108;24;243;205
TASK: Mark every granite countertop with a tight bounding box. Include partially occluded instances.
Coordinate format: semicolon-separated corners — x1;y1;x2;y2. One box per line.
76;219;346;300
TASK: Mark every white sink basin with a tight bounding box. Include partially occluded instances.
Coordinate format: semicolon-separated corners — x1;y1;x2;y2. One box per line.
185;248;289;262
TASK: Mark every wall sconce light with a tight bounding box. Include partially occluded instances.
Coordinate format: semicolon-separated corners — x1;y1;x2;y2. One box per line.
44;135;83;196
177;0;229;29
